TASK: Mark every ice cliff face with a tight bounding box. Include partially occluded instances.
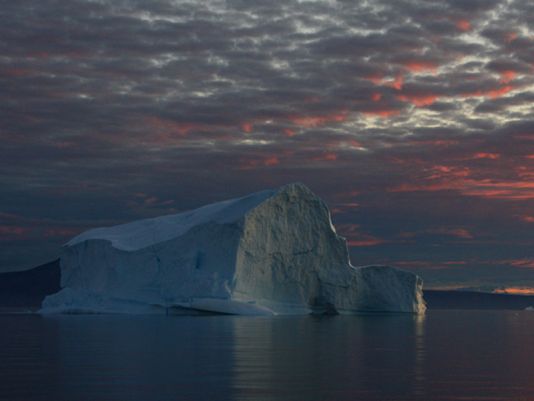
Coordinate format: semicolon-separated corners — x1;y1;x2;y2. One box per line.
42;183;425;315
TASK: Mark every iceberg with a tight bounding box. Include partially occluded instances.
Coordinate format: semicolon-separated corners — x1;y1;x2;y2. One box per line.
42;183;425;315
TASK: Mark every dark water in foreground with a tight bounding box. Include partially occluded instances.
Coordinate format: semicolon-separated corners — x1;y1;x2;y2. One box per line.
1;311;534;401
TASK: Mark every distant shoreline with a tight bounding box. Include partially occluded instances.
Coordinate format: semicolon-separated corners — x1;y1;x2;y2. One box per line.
424;289;534;310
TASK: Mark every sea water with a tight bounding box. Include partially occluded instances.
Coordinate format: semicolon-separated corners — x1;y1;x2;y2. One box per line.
1;310;533;401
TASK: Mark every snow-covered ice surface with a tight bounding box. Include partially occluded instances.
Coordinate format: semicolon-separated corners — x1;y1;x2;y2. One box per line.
67;189;275;251
42;183;425;315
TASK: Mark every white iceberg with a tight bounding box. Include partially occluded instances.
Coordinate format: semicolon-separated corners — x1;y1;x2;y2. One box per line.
42;183;425;315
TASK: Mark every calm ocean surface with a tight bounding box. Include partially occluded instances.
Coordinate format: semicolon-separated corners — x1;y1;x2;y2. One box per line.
1;310;534;401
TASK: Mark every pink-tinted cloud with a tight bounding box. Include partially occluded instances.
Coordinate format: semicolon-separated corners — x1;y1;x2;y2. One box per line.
367;73;403;89
238;155;280;170
241;122;253;133
399;227;473;240
394;260;467;270
313;152;337;162
393;257;534;279
397;93;438;107
347;238;385;247
506;259;534;269
43;227;81;238
336;223;386;247
494;287;534;295
460;181;534;200
441;261;468;266
404;139;459;147
145;116;197;137
345;139;364;149
385;73;404;90
455;19;471;32
499;70;517;84
504;32;518;43
427;227;474;239
365;73;384;85
391;164;534;200
264;155;279;166
429;165;471;179
472;152;500;160
362;108;401;118
133;193;175;207
330;202;359;215
400;60;439;73
0;225;30;237
283;128;296;137
461;85;515;99
2;68;33;77
289;111;348;128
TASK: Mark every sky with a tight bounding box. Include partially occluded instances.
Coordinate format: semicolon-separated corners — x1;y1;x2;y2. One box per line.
1;0;533;290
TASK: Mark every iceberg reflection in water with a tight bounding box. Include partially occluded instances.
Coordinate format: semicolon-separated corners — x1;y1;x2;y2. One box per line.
1;311;534;401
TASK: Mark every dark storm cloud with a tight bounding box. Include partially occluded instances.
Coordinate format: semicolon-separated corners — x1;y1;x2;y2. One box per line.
0;0;533;289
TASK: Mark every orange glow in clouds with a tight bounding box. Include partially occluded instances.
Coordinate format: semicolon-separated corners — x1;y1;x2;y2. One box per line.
494;287;534;295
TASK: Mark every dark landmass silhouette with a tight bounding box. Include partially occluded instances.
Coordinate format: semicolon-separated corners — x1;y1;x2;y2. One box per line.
0;260;59;310
424;289;534;310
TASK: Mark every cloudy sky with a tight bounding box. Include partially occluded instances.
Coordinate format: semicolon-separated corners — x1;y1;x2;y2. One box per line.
1;0;533;290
